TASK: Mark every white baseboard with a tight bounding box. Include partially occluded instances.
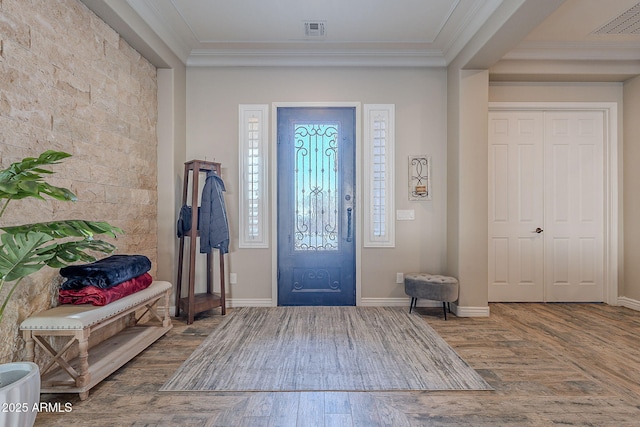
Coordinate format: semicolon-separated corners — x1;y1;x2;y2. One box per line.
359;298;490;317
359;297;441;307
227;298;274;307
166;298;491;317
454;305;490;317
618;297;640;312
165;298;273;316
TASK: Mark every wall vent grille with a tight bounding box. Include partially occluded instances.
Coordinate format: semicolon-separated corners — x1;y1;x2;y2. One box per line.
304;21;326;38
593;2;640;34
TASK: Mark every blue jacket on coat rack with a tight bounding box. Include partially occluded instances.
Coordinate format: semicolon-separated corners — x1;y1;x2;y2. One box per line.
199;172;229;254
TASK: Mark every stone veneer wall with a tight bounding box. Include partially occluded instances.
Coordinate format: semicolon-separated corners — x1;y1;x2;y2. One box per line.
0;0;158;363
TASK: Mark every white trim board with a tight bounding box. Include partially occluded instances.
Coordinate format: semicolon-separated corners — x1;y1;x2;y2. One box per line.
618;297;640;312
167;299;490;317
454;305;490;318
359;298;442;307
166;299;273;316
226;298;274;307
360;298;490;317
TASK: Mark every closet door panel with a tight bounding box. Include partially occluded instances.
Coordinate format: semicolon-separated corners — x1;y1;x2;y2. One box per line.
544;111;604;302
488;111;544;302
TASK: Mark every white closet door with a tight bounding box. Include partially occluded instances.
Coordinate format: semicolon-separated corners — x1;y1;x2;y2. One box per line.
544;111;604;302
488;111;545;302
488;109;605;303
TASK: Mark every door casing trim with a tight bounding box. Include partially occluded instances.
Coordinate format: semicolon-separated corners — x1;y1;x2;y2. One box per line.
488;102;619;305
271;102;362;306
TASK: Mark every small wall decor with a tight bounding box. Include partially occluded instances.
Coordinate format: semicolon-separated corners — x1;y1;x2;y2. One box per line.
409;155;431;200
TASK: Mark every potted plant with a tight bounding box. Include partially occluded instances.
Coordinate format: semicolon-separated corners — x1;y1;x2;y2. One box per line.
0;150;122;426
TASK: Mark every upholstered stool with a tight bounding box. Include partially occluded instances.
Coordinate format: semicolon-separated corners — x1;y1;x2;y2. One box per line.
404;273;459;320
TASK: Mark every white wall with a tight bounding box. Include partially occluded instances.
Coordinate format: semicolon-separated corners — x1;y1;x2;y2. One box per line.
183;67;448;303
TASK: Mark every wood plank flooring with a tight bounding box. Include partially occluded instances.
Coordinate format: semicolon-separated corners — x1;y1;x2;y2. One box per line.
35;303;640;426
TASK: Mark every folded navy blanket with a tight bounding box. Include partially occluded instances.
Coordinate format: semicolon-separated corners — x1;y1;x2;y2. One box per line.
60;254;152;290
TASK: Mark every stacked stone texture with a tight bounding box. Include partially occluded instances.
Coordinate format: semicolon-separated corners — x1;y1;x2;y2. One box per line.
0;0;158;362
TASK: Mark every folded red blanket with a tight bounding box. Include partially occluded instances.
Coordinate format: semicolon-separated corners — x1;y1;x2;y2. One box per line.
58;273;153;306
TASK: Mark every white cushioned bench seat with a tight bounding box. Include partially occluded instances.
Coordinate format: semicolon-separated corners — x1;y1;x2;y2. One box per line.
21;280;173;400
21;281;172;331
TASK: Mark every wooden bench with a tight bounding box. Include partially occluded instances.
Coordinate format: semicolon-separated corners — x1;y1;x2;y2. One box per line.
20;281;173;400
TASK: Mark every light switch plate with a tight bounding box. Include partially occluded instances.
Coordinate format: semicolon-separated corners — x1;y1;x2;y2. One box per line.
396;209;415;220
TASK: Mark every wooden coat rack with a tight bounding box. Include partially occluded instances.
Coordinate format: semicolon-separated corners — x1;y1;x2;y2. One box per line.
175;159;226;324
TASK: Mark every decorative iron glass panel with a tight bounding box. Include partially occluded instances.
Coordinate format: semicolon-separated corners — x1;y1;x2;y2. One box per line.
294;123;339;251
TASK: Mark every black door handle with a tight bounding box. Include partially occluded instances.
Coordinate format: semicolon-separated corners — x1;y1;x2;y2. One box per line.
346;207;352;242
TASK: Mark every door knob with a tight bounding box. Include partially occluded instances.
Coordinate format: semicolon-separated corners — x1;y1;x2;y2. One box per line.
535;227;544;234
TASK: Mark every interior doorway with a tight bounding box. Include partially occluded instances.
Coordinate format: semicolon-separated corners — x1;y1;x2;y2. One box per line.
488;104;617;303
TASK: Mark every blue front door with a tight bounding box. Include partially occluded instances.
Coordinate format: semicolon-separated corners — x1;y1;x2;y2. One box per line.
277;107;356;306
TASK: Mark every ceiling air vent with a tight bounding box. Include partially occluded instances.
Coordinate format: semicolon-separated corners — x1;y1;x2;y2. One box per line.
304;21;326;38
593;2;640;35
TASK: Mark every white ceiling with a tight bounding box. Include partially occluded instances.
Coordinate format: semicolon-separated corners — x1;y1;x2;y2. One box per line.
126;0;504;66
505;0;640;61
88;0;640;76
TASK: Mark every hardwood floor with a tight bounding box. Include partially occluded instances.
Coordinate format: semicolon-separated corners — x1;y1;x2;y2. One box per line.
35;303;640;426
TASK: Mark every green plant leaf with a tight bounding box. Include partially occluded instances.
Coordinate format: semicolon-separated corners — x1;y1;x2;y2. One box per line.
37;238;118;269
0;232;55;282
1;220;124;239
0;150;71;177
0;150;124;325
0;150;77;203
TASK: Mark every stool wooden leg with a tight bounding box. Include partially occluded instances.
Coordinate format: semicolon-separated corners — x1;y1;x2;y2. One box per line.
442;302;447;320
409;297;416;313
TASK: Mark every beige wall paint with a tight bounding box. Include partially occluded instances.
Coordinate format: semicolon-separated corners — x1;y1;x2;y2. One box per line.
489;82;623;103
623;76;640;301
183;67;449;303
0;0;157;362
447;69;490;312
156;66;187;292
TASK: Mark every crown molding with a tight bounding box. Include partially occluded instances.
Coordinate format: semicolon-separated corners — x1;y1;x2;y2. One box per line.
186;49;447;67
